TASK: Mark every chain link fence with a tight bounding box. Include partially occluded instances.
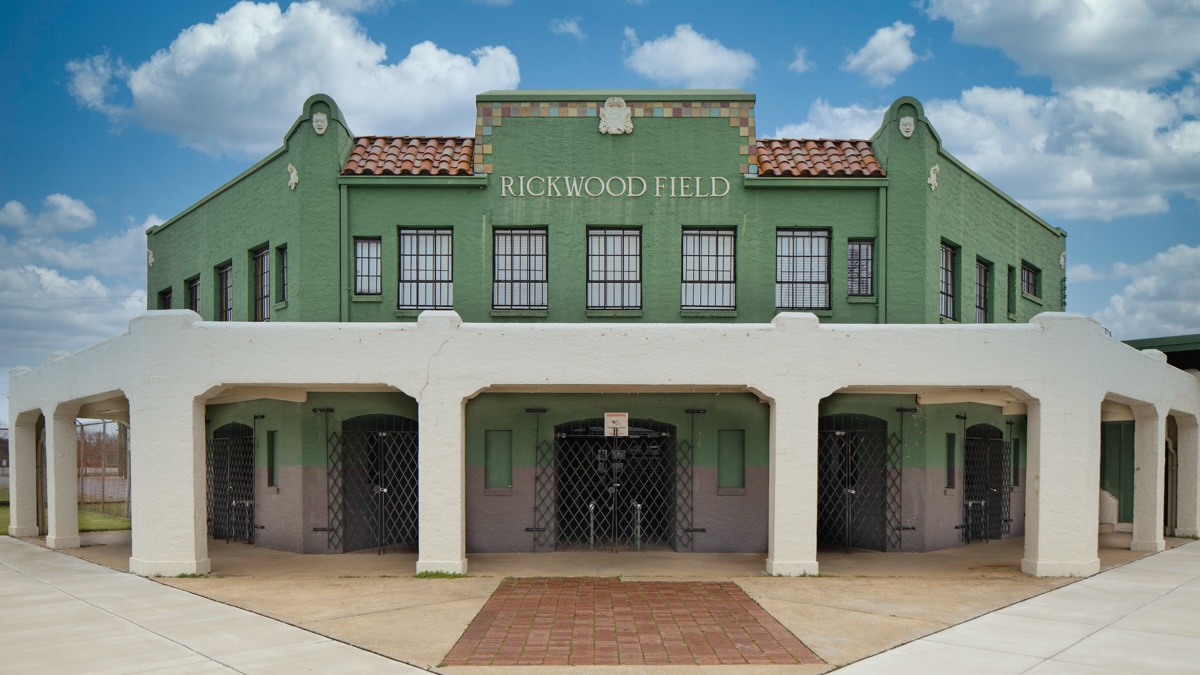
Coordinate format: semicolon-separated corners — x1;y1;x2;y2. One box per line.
0;427;9;505
77;421;130;518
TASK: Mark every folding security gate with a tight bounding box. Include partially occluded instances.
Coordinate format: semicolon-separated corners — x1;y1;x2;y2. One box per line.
817;414;902;552
532;419;693;552
962;423;1011;542
327;415;419;553
207;422;255;542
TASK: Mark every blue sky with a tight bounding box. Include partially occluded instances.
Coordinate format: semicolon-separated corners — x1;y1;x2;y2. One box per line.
3;0;1200;423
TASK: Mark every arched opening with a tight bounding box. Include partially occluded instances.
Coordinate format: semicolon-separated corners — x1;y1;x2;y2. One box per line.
817;413;899;552
535;418;692;552
963;423;1010;542
329;414;419;553
206;422;255;542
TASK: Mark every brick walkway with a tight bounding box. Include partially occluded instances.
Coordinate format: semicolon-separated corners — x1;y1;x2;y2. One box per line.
442;577;823;666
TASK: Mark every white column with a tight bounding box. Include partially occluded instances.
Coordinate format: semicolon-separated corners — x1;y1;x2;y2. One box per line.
7;415;40;537
45;405;80;549
1022;394;1102;577
128;395;210;576
416;386;467;574
1131;403;1168;552
1172;414;1200;537
765;394;821;576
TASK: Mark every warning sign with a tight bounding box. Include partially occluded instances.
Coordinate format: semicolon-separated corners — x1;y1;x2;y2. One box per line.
604;412;629;437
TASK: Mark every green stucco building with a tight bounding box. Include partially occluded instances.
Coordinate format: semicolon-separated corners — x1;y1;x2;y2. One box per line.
144;91;1071;556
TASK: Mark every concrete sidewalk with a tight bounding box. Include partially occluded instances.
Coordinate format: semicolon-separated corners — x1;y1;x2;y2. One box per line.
840;540;1200;674
0;537;426;673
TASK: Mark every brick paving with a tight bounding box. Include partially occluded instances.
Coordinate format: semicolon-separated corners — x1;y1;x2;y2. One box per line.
442;577;823;667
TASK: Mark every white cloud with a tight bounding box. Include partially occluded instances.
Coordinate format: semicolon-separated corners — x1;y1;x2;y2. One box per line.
66;1;520;157
788;47;813;74
1066;263;1106;282
773;99;887;140
843;21;917;87
551;17;585;41
1095;244;1200;339
623;24;756;88
314;0;391;11
774;81;1200;220
0;194;97;235
924;0;1200;89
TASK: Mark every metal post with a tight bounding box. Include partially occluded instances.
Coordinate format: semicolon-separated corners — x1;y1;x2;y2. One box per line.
633;501;642;552
589;500;595;551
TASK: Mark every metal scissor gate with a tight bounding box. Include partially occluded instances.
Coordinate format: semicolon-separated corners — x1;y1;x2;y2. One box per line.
962;423;1011;543
327;414;419;553
207;422;255;543
817;414;902;553
532;419;693;552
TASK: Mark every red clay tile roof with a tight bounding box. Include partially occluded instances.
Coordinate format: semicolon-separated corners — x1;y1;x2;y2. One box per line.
342;137;474;176
755;139;884;177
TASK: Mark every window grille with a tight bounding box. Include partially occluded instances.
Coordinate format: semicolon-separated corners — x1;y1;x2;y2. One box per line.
158;288;172;310
587;228;641;310
975;260;990;323
1021;263;1039;297
277;245;288;302
398;229;453;309
775;230;830;310
186;277;200;313
681;229;735;309
493;229;548;310
354;238;382;295
253;247;270;322
939;243;956;320
217;263;233;321
847;240;874;297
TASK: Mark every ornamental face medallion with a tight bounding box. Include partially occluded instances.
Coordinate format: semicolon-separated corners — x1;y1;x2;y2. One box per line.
598;96;633;135
899;116;915;138
312;112;328;135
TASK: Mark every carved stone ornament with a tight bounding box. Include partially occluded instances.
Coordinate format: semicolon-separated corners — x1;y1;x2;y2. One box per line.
146;249;154;268
312;112;328;135
927;164;939;191
899;116;915;138
1059;251;1067;270
287;163;299;191
598;96;633;135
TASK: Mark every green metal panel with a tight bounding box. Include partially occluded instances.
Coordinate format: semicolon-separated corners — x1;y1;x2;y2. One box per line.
717;429;746;489
1101;421;1136;522
484;430;513;489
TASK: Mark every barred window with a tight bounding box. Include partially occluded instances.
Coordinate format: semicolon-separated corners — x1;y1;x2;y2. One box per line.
681;229;735;309
847;240;874;297
939;243;957;320
216;263;233;321
354;238;382;295
398;228;454;309
975;260;990;323
186;277;200;314
1021;263;1039;297
775;230;830;310
158;288;172;310
276;245;288;302
587;228;641;310
493;229;548;310
253;246;270;322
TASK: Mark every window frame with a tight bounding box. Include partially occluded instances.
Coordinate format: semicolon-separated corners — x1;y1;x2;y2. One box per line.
216;262;233;321
252;245;270;322
680;228;736;310
354;237;382;296
397;228;454;310
1021;262;1040;298
157;288;172;310
847;239;875;297
492;228;549;310
975;259;990;324
775;229;831;311
185;276;201;314
276;244;288;302
586;228;642;310
939;242;957;320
